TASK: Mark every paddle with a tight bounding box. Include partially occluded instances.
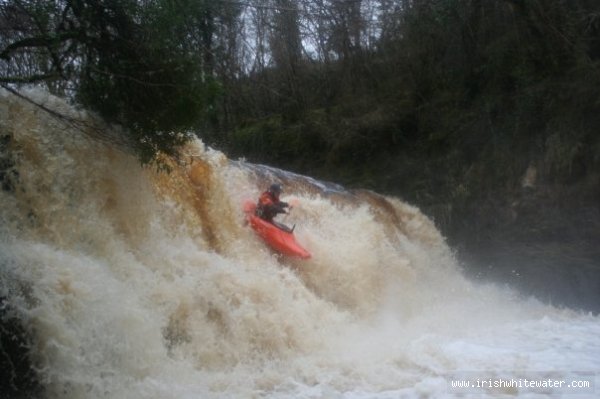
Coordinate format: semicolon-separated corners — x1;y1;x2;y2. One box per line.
281;198;300;232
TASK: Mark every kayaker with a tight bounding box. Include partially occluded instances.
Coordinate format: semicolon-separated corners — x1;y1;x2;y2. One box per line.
256;184;289;224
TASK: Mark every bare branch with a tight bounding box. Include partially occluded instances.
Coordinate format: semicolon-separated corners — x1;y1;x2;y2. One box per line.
0;31;81;60
0;72;59;83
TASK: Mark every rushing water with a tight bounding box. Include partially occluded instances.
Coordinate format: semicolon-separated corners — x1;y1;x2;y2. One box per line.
0;90;598;398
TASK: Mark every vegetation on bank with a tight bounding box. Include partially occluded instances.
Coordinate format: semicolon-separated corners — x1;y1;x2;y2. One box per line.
210;1;600;232
1;0;599;229
0;0;220;161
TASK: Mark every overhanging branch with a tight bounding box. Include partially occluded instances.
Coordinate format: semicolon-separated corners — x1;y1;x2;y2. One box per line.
0;83;135;150
0;73;60;84
0;31;81;60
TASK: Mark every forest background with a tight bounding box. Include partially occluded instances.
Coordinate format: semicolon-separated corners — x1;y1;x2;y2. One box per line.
1;0;599;310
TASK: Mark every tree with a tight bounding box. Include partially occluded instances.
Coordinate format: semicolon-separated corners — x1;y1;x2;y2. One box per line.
269;0;304;120
0;0;219;162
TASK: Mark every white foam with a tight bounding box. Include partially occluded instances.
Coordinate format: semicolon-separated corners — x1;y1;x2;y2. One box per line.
1;89;598;398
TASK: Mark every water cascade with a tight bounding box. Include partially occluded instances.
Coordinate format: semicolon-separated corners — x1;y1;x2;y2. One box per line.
1;90;598;398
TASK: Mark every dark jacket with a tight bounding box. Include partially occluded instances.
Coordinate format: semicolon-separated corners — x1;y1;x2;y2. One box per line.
256;191;288;222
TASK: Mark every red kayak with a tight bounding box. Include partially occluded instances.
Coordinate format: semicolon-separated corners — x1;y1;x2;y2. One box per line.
243;200;311;259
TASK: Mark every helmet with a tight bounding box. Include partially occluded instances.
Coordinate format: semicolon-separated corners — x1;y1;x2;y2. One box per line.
269;183;282;195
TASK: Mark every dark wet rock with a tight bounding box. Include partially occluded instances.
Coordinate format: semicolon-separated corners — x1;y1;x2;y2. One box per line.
0;296;42;399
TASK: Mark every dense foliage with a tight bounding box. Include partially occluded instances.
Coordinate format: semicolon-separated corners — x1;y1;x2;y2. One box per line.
2;0;599;218
207;1;600;222
0;0;220;161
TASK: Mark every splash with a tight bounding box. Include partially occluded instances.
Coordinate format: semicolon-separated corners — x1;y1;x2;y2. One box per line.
0;89;598;398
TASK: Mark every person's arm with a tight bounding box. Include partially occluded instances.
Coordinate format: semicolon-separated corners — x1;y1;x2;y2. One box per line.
268;201;287;215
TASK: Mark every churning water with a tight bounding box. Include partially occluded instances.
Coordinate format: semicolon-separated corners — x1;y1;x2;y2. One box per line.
0;90;598;398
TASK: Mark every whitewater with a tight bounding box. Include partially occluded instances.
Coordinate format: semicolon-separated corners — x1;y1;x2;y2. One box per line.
0;89;598;398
